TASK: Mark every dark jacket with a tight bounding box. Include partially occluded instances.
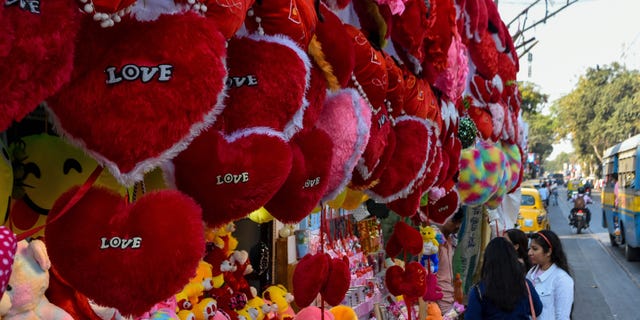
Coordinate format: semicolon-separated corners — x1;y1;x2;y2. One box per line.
465;279;543;319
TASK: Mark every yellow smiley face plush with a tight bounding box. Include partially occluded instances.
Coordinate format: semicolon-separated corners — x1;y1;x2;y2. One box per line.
7;134;125;237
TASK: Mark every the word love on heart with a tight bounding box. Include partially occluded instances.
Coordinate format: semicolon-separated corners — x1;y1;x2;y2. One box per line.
105;64;173;85
216;172;250;185
226;74;258;88
100;236;142;249
303;177;321;189
5;0;40;14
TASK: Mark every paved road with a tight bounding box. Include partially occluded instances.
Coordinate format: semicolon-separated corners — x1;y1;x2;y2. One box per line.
548;188;640;319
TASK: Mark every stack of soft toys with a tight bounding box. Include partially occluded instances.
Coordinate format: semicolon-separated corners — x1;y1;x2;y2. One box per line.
0;0;525;318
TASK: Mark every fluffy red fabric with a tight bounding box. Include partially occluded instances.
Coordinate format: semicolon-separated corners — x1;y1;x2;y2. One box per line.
367;116;433;202
293;253;330;308
468;31;499;79
47;13;227;186
47;267;104;320
316;89;371;201
303;65;328;129
45;187;205;317
421;0;456;84
173;127;293;228
385;55;406;119
385;262;427;298
345;24;389;111
204;0;256;38
245;0;317;48
321;257;351;306
390;0;428;69
265;128;333;223
350;109;396;189
387;185;422;218
0;6;14;58
218;34;310;138
460;0;487;43
315;4;356;88
0;0;81;132
385;221;422;258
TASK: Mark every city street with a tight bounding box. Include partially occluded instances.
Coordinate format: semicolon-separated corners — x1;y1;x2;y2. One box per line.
548;187;640;319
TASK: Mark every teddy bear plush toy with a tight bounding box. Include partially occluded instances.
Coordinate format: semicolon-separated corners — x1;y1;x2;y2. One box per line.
1;239;73;320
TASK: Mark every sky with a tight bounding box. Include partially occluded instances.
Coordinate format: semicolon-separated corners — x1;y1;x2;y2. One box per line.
496;0;640;159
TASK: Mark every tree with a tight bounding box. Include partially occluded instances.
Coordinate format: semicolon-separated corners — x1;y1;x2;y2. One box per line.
519;81;554;162
552;63;640;170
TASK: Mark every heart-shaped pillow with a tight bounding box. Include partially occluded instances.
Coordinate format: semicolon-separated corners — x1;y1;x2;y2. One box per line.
385;262;427;298
0;0;81;132
244;0;317;48
351;110;396;189
321;257;351;306
47;13;227;186
217;34;311;139
0;226;17;297
367;116;435;203
45;187;205;317
265;128;333;223
426;185;460;224
173;127;293;228
315;89;371;201
293;252;330;308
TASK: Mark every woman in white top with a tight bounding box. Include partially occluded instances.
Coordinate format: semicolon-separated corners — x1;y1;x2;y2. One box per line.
526;230;574;320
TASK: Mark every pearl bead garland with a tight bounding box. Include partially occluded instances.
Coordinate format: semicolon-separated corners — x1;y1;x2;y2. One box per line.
79;0;130;28
351;73;379;115
247;8;265;35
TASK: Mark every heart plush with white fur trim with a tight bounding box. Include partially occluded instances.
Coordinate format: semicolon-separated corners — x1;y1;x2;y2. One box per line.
217;34;310;139
45;187;205;317
173;127;293;227
265;128;333;223
47;13;227;186
367;116;435;203
0;0;81;131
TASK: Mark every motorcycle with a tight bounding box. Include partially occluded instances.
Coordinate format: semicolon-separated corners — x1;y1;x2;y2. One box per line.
569;208;590;234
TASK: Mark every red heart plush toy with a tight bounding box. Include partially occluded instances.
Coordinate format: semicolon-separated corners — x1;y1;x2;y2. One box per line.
265;128;333;223
173;127;293;228
47;12;227;186
385;262;427;298
45;187;205;317
293;252;330;308
218;34;311;139
0;0;81;132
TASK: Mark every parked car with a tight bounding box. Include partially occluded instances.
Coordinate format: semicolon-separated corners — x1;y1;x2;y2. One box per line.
517;187;550;233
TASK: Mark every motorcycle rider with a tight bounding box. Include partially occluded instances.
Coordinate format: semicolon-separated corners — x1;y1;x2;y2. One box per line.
569;187;593;227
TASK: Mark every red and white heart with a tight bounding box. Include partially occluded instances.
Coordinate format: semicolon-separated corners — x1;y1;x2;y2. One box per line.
351;109;396;190
265;128;333;223
217;34;311;139
47;13;227;186
45;187;205;317
0;0;81;132
0;226;17;296
173;127;293;228
367;116;435;203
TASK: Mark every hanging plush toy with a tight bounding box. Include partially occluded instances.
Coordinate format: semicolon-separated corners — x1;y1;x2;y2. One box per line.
2;239;72;320
419;225;440;273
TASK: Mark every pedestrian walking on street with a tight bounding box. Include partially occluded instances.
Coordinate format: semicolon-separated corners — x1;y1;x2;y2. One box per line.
466;237;542;319
526;230;574;320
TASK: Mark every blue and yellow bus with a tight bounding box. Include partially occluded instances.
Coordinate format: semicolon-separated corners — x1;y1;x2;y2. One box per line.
602;133;640;261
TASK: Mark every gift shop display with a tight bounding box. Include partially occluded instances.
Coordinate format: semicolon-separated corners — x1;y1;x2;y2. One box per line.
0;0;528;318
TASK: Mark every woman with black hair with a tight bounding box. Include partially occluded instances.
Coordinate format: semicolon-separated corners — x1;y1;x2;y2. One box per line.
505;228;533;271
466;237;543;319
526;230;574;320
